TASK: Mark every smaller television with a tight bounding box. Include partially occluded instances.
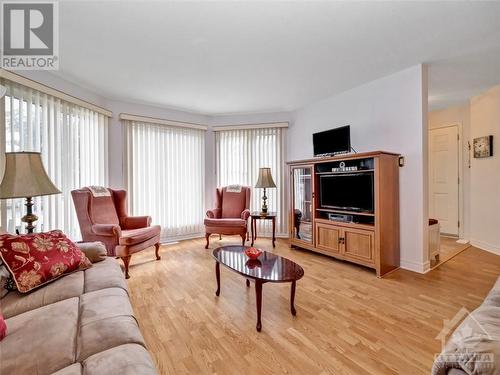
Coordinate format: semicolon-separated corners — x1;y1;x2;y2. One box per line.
313;125;351;156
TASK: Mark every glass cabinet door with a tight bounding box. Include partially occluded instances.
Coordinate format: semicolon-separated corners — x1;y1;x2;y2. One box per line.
292;166;313;243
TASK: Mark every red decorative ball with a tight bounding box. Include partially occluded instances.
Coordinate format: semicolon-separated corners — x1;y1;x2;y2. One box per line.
245;247;262;259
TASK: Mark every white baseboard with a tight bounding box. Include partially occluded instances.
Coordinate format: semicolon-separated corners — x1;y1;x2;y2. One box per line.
400;258;428;274
470;239;500;256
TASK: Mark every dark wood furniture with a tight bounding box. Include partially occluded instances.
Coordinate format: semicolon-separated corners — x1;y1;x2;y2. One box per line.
288;151;400;277
250;211;276;247
212;245;304;332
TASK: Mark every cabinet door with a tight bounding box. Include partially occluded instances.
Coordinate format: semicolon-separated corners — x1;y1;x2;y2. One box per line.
343;228;375;264
291;166;314;244
315;223;341;254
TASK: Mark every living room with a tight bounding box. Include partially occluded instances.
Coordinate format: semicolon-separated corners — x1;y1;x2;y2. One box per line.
0;1;499;374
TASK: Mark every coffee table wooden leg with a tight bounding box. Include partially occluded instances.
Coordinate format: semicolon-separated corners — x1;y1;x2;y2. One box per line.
215;262;220;296
246;279;250;287
255;280;263;332
290;280;297;316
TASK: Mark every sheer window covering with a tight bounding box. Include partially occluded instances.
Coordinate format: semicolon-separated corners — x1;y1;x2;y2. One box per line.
124;120;205;241
215;126;287;236
0;80;110;239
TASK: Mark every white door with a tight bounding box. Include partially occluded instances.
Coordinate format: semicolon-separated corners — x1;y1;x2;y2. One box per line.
429;126;460;235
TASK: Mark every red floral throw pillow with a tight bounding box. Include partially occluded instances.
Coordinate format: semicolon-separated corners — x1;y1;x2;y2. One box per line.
0;312;6;341
0;230;92;293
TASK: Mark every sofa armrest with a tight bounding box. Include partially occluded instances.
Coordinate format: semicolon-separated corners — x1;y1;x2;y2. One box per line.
241;209;250;220
206;208;221;219
121;215;151;229
91;224;121;237
76;242;107;263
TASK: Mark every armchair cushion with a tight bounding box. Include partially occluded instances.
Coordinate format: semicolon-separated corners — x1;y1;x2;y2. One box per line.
92;224;121;237
204;218;247;228
121;216;152;230
90;195;120;225
241;209;250;220
221;189;248;219
206;208;222;219
119;226;161;246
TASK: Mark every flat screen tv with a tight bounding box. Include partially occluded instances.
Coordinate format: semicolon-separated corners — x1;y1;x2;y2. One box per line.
313;125;351;156
319;173;374;213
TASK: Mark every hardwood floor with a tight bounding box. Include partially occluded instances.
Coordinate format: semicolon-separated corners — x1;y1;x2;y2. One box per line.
125;236;500;374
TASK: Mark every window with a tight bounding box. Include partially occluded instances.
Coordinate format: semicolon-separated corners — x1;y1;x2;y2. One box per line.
1;80;109;239
215;125;287;235
124;118;206;240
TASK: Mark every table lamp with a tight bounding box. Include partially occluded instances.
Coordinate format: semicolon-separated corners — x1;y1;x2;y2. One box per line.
255;167;276;215
0;152;61;233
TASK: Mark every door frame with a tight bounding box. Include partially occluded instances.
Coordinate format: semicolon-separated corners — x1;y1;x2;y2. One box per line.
428;123;464;238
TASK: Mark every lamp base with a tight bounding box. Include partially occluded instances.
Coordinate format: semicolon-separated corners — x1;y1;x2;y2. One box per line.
20;197;37;234
260;188;268;216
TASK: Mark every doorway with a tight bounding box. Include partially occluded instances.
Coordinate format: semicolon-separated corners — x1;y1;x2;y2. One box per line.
428;124;461;236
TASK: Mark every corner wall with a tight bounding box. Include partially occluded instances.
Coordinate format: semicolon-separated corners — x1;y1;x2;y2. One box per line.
289;65;429;272
470;85;500;254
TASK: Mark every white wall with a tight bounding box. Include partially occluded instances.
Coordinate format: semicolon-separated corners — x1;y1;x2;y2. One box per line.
470;85;500;254
289;65;429;272
428;104;471;239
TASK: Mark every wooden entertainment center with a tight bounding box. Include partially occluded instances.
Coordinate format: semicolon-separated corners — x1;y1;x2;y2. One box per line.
287;151;400;277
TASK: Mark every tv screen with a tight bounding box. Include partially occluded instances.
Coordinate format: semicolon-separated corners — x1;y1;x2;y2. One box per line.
313;125;351;156
320;173;374;212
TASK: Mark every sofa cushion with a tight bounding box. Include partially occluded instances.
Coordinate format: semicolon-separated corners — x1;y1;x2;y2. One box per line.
1;270;84;319
51;364;83;375
1;258;126;319
432;277;500;375
0;230;92;293
82;344;156;375
1;297;79;375
84;257;128;294
77;288;145;361
77;242;107;263
119;226;161;246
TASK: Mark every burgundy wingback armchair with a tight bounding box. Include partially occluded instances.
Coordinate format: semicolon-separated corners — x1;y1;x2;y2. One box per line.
71;187;161;279
204;186;251;249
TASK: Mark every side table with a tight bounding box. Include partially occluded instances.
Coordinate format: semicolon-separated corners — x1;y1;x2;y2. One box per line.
250;211;276;247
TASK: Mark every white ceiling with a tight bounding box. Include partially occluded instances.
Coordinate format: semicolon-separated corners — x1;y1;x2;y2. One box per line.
54;1;500;114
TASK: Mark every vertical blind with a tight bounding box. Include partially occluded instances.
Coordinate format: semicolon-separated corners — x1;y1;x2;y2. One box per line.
215;126;287;236
1;80;109;239
124;120;205;241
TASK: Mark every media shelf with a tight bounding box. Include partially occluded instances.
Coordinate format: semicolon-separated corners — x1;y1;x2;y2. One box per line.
287;151;400;277
316;169;374;175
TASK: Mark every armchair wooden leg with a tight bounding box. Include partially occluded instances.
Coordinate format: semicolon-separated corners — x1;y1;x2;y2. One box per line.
205;233;210;249
241;233;246;246
219;234;222;240
121;255;131;279
155;243;161;260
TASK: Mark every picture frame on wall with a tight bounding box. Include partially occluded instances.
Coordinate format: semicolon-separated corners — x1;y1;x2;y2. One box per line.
473;135;493;158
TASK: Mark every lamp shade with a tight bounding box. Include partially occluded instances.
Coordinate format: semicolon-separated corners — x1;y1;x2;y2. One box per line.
255;167;276;188
0;152;61;199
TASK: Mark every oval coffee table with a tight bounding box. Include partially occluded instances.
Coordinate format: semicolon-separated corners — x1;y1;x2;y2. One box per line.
212;245;305;332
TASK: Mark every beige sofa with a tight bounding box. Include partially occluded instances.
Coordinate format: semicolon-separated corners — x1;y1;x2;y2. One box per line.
433;277;500;375
0;242;157;375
